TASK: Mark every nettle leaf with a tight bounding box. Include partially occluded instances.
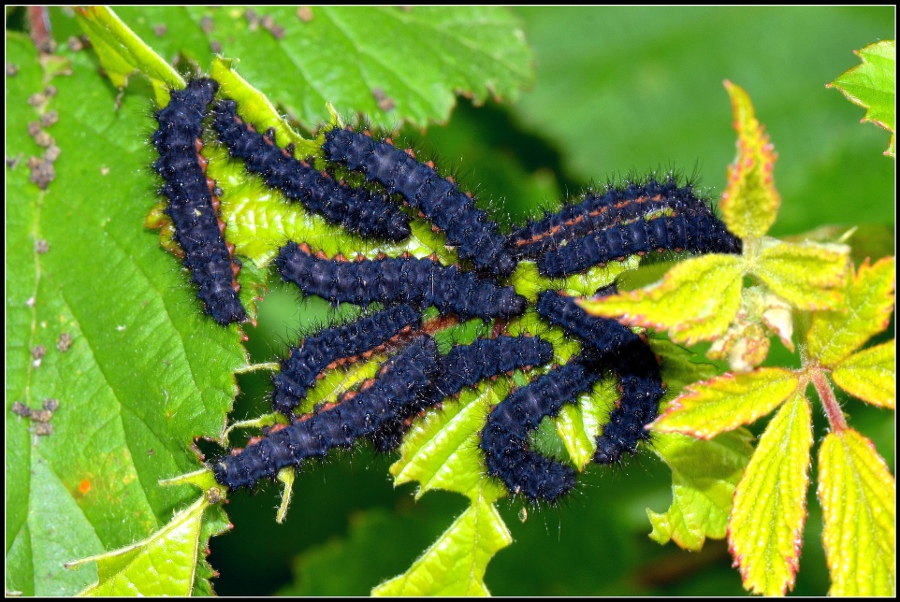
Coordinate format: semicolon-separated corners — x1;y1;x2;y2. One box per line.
579;253;744;345
806;256;896;367
648;429;754;551
831;342;896;410
372;484;511;596
728;391;813;596
6;33;244;597
817;428;896;596
66;496;227;596
653;368;799;439
720;80;780;239
753;238;850;311
101;6;533;130
828;40;896;158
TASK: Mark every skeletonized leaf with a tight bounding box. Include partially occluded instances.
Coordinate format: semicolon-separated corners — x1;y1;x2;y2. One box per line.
832;342;896;409
728;391;813;596
580;253;744;345
720;80;780;239
828;40;896;157
806;256;896;367
818;428;895;596
652;368;798;439
648;429;754;550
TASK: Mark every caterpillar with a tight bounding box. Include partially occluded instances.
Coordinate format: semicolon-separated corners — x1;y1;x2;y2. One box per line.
210;100;411;242
507;178;719;259
321;127;516;277
213;336;440;491
536;291;665;465
370;335;554;452
272;304;422;416
275;241;526;321
479;350;605;503
152;78;246;325
536;211;742;277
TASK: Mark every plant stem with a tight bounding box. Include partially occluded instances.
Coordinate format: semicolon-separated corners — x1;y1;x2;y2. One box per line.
811;369;847;432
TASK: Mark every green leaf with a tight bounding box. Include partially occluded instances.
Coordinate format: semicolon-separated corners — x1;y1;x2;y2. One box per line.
806;256;896;367
728;392;813;596
66;496;220;596
829;40;896;158
648;429;754;550
832;342;896;410
91;6;533;130
5;29;243;598
580;253;744;345
371;484;512;596
754;238;849;310
817;428;895;596
653;368;798;439
720;80;781;239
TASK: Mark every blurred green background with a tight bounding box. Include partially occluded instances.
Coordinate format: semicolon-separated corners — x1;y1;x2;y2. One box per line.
11;5;891;596
219;7;894;596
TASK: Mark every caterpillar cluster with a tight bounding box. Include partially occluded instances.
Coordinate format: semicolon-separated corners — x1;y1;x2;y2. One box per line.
151;78;742;503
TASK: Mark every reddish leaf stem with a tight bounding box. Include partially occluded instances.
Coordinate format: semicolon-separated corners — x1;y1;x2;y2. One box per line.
811;369;847;432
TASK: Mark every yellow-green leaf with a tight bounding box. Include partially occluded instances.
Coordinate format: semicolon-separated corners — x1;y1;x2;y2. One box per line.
728;391;813;596
818;428;895;596
67;496;208;596
391;379;512;500
75;6;182;104
806;256;896;367
652;368;798;439
754;239;849;310
372;485;511;596
648;429;754;550
720;81;780;239
555;379;619;470
832;342;896;409
828;40;896;158
580;253;744;345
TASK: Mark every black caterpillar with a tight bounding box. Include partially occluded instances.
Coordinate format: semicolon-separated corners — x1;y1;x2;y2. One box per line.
210;100;411;242
214;336;440;491
370;335;554;452
536;291;665;464
537;211;742;277
152;78;246;325
275;241;526;321
507;178;720;259
322;127;517;277
272;304;422;417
